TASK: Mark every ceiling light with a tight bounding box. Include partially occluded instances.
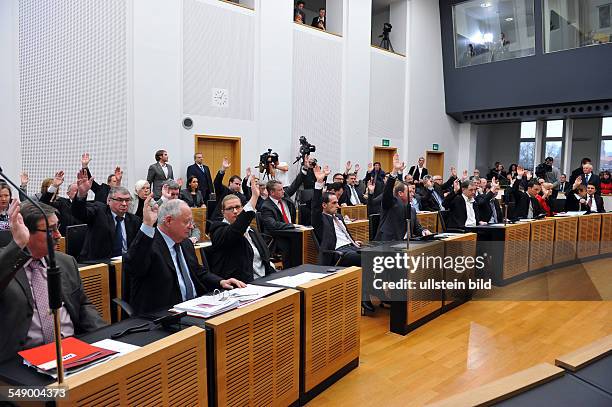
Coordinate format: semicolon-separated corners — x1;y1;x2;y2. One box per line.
505;17;514;21
480;2;492;7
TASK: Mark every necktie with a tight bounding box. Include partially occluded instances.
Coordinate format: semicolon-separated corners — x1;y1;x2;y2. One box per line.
351;186;359;205
174;243;195;300
433;189;443;209
490;201;498;223
112;216;124;257
28;260;55;344
528;200;533;219
585;174;590;184
333;216;356;246
278;200;290;223
199;165;204;173
588;196;593;209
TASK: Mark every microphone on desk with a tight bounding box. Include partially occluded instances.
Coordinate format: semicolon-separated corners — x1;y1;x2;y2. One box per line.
0;166;65;384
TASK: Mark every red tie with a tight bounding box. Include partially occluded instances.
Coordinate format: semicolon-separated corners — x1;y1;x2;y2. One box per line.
278;200;290;223
588;196;593;208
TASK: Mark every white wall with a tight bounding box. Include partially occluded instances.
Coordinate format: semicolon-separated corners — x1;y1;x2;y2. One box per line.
371;7;390;47
475;122;522;173
389;0;407;55
571;117;601;170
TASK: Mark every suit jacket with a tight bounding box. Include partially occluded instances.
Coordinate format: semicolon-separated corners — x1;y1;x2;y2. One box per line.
340;184;367;206
179;189;205;208
564;190;584;212
558;181;570;193
582;173;600;190
259;196;297;233
420;187;445;212
475;191;503;223
312;188;358;265
311;16;326;29
209;210;274;282
585;194;606;213
211;171;247;222
0;241;105;361
39;192;81;236
443;190;481;229
123;229;223;314
375;175;424;240
408;166;428;181
186;163;214;203
147;162;174;199
510;180;545;219
72;198;141;261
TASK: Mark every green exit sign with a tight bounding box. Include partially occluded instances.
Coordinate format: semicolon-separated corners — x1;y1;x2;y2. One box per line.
432;143;439;151
382;139;390;147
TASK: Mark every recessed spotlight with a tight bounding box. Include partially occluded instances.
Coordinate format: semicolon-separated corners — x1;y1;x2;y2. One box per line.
480;2;492;7
505;17;514;21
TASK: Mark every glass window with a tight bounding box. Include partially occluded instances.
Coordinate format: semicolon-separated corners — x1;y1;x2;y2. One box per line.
545;140;563;164
519;141;535;169
603;117;612;136
521;121;537;138
543;0;612;53
600;140;612;171
546;120;563;138
453;0;536;68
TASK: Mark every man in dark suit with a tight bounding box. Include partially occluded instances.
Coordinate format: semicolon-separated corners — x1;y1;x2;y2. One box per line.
311;7;326;29
375;154;431;241
80;152;123;204
580;163;600;191
558;174;570;193
565;183;588;212
209;177;275;282
147;149;174;199
341;172;367;206
72;171;142;261
0;200;105;361
585;183;605;213
211;158;247;221
569;157;591;186
39;171;82;235
442;180;482;230
124;198;245;314
408;157;428;183
186;152;214;203
510;168;546;219
260;179;298;267
419;175;446;211
476;180;503;223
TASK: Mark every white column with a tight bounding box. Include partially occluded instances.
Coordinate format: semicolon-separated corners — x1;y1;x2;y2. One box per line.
341;0;372;166
563;118;574;175
457;123;477;174
257;0;294;167
326;0;343;35
389;0;407;55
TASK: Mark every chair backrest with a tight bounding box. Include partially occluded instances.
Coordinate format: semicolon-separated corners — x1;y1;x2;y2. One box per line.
65;224;88;257
0;230;12;248
255;212;265;234
368;214;380;241
198;245;214;271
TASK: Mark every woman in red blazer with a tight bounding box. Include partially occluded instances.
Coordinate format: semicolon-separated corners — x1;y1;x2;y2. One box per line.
600;171;612;195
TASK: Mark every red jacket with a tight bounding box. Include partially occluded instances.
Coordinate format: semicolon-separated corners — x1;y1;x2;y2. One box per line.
600;181;612;195
536;195;552;216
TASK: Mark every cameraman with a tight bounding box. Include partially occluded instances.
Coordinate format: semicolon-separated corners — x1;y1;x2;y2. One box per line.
536;157;561;200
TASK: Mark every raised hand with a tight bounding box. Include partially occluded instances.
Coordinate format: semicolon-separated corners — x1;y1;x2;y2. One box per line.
392;153;402;174
313;165;326;183
8;198;29;248
221;157;231;171
525;171;532;181
516;166;525;178
573;176;582;190
246;167;252;178
161;183;172;200
323;165;331;178
367;162;373;172
367;179;375;194
453;179;460;193
81;152;91;168
177;178;184;188
76;169;92;197
114;166;123;184
345;161;352;172
354;163;360;173
143;193;159;227
462;169;468;180
52;171;65;188
20;172;29;186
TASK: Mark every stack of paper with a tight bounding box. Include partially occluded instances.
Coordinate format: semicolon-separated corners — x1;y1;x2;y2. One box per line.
173;295;239;318
267;272;329;288
554;211;587;217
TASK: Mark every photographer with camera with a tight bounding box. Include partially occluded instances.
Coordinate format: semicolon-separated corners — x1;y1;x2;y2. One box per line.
535;157;561;200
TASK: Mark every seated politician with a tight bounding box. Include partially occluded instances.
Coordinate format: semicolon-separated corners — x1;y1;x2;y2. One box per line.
0;200;105;361
375;154;431;241
442;180;483;229
123;197;245;315
208;176;276;282
475;179;503;224
72;170;142;261
510;167;545;219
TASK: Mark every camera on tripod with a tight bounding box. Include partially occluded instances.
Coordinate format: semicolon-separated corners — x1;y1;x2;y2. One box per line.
293;136;316;164
259;149;279;176
379;23;394;52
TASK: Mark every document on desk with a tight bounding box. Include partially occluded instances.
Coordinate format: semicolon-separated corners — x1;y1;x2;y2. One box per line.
554;211;587;217
267;272;329;288
173;295;239;318
228;284;283;302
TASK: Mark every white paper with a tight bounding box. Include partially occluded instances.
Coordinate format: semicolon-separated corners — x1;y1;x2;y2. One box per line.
91;339;140;356
554;211;587;217
227;284;283;302
267;272;328;288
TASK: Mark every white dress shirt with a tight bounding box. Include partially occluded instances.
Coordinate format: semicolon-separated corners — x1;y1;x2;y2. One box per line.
161;163;169;178
273;198;292;223
462;194;476;226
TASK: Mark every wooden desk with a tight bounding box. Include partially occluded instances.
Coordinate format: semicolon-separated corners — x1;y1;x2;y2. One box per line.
194;241;212;266
529;218;555;271
78;263;112;324
441;233;477;308
600;212;612;255
206;290;300;407
577;213;602;259
417;211;438;233
552;216;578;264
466;223;530;285
56;326;207;407
340;204;367;220
191;207;208;241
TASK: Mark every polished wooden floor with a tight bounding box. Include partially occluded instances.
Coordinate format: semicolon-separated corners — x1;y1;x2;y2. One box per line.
307;259;612;406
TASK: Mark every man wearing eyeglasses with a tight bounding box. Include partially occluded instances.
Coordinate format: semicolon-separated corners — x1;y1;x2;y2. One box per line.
124;197;245;314
208;176;276;282
72;169;142;262
0;200;105;360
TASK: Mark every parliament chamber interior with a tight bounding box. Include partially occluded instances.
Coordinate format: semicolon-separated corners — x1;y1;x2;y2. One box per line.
0;0;611;406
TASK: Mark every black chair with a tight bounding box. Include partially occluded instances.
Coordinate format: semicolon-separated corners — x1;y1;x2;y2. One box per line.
198;245;214;271
368;214;380;241
0;230;12;248
310;231;346;266
65;224;88;258
112;263;134;319
255;212;283;265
